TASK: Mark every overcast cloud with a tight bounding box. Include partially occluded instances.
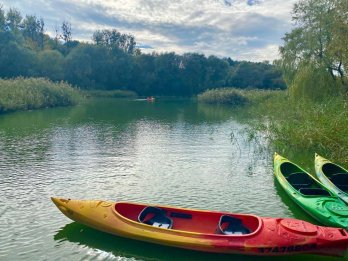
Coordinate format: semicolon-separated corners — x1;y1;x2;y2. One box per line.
1;0;297;61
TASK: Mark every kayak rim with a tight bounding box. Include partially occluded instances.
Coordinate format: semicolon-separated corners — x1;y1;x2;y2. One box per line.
112;201;264;237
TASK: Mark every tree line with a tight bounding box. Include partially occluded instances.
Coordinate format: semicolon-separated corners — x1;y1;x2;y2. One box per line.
0;5;286;96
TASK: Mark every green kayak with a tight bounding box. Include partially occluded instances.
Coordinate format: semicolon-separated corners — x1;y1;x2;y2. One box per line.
274;152;348;229
315;153;348;204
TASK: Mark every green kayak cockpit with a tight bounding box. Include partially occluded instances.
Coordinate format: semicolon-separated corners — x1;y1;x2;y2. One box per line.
281;162;331;196
322;163;348;192
275;153;348;228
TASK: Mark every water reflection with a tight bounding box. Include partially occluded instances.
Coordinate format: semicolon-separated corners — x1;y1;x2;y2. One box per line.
54;222;341;261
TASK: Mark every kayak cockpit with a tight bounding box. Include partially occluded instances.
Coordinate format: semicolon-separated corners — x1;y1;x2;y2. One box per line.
281;162;331;196
322;163;348;191
114;202;261;235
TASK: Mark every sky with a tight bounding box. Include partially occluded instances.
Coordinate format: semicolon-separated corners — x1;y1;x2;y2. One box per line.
1;0;297;62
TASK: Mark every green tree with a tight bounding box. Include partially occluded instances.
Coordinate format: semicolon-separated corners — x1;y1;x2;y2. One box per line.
61;21;72;43
0;40;36;78
330;0;348;84
64;44;94;88
6;8;22;32
0;5;5;31
37;50;64;80
92;29;137;54
22;15;45;49
130;54;156;95
181;53;207;95
290;63;342;101
278;0;346;99
204;55;229;88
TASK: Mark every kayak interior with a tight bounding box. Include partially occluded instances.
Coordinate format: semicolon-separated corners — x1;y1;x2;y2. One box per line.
280;162;331;196
321;163;348;192
115;202;261;235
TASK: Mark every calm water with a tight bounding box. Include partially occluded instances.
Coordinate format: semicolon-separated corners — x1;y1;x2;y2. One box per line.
0;99;343;261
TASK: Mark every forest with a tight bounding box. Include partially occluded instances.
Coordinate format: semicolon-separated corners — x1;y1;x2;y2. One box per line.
0;5;285;96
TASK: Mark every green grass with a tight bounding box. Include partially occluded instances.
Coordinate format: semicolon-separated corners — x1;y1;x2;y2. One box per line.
0;77;82;113
83;89;137;98
246;91;348;164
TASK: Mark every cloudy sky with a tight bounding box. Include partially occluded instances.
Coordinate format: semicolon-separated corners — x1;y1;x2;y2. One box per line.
1;0;297;61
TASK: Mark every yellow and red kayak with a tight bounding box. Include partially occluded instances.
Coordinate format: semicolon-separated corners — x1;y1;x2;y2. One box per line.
51;197;348;257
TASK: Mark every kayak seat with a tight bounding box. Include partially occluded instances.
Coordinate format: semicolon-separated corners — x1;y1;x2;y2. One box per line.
286;172;312;190
217;215;251;235
299;188;330;196
329;173;348;191
138;206;173;229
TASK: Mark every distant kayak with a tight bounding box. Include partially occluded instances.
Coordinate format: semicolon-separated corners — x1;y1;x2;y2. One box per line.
52;197;348;257
315;154;348;204
147;96;155;102
274;153;348;228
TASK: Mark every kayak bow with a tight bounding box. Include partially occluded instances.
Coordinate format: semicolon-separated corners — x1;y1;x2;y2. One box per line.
274;153;348;229
52;197;348;257
315;153;348;204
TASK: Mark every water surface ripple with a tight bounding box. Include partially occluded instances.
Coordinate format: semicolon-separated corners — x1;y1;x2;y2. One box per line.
0;99;341;261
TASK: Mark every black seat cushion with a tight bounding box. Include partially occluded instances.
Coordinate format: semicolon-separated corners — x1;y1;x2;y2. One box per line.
218;215;251;235
138;206;173;229
299;188;330;196
330;173;348;191
286;172;313;190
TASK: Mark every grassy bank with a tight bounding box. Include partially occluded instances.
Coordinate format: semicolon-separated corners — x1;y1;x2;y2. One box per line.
248;94;348;164
83;89;137;98
0;78;82;113
198;88;348;164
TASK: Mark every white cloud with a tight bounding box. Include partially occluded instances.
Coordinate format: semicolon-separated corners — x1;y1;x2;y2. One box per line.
1;0;297;61
238;44;280;62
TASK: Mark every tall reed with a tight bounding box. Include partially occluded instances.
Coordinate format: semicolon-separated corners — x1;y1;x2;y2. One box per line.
0;77;82;113
248;93;348;164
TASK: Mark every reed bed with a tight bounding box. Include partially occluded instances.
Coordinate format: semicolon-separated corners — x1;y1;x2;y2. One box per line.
198;87;348;164
0;78;82;113
248;93;348;164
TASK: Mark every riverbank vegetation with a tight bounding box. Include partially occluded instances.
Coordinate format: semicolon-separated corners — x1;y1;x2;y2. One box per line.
0;78;82;113
248;0;348;163
199;0;348;163
248;94;348;163
198;88;248;106
0;5;285;98
197;88;277;106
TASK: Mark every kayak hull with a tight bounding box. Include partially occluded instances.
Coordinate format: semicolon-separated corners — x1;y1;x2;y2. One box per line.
274;153;348;229
315;154;348;204
52;197;348;257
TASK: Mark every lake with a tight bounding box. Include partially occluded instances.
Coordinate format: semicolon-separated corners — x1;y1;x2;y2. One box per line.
0;98;342;261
